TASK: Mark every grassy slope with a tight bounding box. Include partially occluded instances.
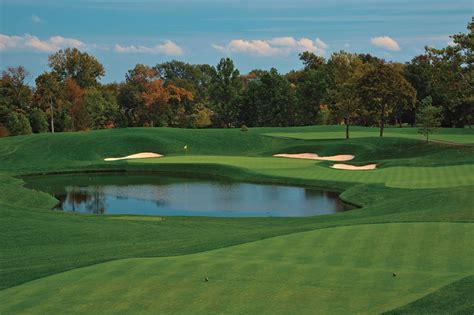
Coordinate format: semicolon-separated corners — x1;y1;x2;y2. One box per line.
0;125;473;313
383;276;474;315
1;223;472;314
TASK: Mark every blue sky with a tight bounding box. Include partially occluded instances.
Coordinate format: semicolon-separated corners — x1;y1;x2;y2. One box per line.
0;0;472;83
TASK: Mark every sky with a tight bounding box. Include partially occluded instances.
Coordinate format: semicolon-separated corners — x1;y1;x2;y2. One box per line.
0;0;472;83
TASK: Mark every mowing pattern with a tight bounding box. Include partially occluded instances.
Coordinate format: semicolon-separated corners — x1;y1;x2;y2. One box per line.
0;223;472;314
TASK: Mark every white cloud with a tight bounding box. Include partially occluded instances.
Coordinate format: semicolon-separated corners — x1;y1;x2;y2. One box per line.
89;43;111;51
0;34;84;52
32;15;42;23
213;39;281;56
298;37;327;55
314;38;328;50
370;36;401;51
213;36;328;56
49;36;84;48
268;37;297;46
114;40;183;55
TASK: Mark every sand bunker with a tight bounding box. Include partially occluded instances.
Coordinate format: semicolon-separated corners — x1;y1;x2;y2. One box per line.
104;152;163;161
273;153;355;162
331;163;377;170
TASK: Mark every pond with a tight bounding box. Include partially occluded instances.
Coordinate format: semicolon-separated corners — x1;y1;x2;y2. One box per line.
24;173;353;217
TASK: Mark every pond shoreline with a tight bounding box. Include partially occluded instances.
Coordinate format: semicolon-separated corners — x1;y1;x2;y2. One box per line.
20;170;357;217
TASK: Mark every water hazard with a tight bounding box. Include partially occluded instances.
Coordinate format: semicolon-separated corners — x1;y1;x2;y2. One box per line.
24;173;353;217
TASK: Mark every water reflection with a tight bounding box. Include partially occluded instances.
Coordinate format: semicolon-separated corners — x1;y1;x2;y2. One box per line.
54;186;107;214
24;174;354;217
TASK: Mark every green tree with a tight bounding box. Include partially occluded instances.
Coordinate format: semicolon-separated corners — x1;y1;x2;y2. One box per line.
5;112;19;135
390;62;415;127
33;72;62;133
417;96;443;142
295;67;329;126
244;68;295;127
0;66;33;110
409;19;473;127
101;83;124;127
404;55;433;126
358;63;416;137
118;64;157;126
209;58;242;127
328;52;369;139
83;88;119;129
0;101;10;137
357;53;382;66
48;48;105;88
29;108;49;133
190;103;213;128
6;111;32;136
155;60;214;104
299;51;325;70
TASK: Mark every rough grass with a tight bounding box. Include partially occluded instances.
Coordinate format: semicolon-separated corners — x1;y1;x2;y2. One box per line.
383;275;474;315
0;125;473;314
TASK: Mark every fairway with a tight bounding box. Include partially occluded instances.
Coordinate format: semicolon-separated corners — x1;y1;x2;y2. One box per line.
1;126;473;314
1;223;472;314
264;125;474;145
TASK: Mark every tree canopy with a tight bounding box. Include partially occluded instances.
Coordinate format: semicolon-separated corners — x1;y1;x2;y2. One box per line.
0;18;472;137
48;48;105;88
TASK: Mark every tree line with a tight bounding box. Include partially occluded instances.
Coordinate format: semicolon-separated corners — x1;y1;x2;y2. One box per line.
0;20;472;138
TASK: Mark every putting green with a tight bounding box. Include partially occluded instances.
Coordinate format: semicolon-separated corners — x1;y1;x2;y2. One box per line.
1;223;472;314
131;156;474;188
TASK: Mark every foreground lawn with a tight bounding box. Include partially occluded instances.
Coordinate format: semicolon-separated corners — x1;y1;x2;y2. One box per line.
0;125;473;314
1;223;472;314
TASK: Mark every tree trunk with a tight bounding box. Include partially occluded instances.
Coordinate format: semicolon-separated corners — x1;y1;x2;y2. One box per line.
49;101;55;134
345;117;350;139
379;107;385;137
412;109;416;127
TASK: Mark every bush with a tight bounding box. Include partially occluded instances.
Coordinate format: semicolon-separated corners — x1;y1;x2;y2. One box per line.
0;124;9;137
190;103;213;128
417;99;443;142
6;112;32;136
29;108;49;133
317;104;332;125
17;113;33;135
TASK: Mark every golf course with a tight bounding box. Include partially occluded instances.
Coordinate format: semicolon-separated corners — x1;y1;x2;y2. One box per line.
0;125;473;314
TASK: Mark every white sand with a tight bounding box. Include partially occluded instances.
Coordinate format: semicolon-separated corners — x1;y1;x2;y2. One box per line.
273;153;355;162
331;163;377;170
104;152;163;161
